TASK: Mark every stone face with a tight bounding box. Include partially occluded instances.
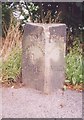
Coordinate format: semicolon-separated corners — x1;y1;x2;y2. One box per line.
22;23;66;94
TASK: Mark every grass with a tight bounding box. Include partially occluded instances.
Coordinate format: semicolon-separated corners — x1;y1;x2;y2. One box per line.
1;21;22;84
65;39;83;91
1;45;22;83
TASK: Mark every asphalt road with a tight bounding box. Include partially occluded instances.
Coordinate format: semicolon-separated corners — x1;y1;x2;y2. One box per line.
0;87;82;118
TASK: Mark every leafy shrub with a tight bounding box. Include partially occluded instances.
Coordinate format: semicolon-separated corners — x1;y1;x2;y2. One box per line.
66;39;83;85
1;45;22;82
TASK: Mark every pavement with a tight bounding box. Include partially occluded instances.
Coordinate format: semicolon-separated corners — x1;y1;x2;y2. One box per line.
0;86;82;118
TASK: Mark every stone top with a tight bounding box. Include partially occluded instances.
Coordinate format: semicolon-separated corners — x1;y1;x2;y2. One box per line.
25;23;66;28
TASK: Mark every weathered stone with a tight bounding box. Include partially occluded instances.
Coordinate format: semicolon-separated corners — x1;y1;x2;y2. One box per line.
22;23;66;94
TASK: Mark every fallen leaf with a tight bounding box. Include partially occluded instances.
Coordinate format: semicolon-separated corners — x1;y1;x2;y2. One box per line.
11;86;14;88
63;85;67;91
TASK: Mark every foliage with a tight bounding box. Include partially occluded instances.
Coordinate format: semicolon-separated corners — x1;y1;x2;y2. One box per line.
16;2;39;24
2;2;11;37
2;2;84;47
2;2;39;36
1;45;22;82
66;38;83;85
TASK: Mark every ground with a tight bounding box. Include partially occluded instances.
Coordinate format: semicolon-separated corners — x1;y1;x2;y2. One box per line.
0;85;82;118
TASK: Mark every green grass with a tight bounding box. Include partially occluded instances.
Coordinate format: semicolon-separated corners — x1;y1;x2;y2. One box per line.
65;41;83;85
1;45;22;82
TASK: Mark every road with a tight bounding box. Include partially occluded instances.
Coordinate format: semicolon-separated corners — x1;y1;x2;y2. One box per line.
0;87;82;118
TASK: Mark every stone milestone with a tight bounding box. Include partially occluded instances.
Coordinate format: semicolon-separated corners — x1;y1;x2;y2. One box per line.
22;23;66;94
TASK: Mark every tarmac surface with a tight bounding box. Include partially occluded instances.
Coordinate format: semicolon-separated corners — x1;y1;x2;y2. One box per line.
0;87;82;118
